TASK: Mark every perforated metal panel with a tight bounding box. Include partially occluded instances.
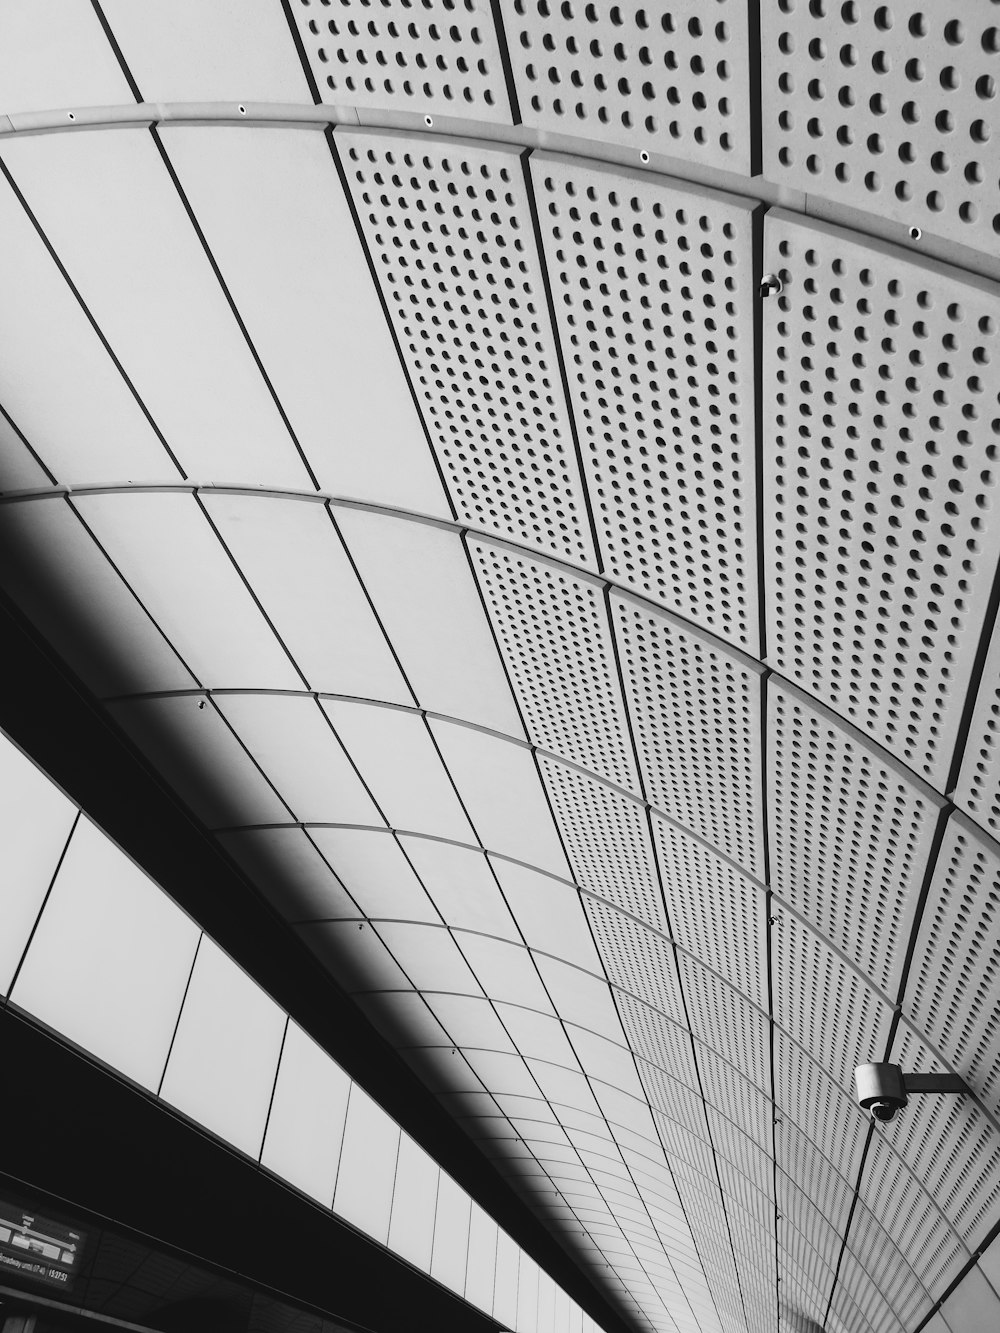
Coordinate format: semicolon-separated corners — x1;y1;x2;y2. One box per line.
540;756;666;929
677;954;770;1096
858;1131;969;1296
699;1052;773;1156
508;1;753;171
470;540;639;788
905;812;1000;1118
293;0;512;121
771;910;894;1089
533;154;758;650
776;1168;844;1283
585;901;682;1027
887;1021;1000;1249
762;1;1000;254
339;128;596;567
955;614;1000;838
763;209;1000;792
654;819;766;1010
614;594;765;877
772;1028;868;1186
834;1248;908;1333
843;1199;932;1329
767;681;943;998
616;990;698;1087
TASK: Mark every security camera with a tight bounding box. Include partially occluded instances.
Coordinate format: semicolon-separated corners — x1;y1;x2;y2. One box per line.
855;1063;907;1122
854;1063;969;1124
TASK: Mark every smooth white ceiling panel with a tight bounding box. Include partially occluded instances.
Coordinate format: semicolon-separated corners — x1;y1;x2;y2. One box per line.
357;991;452;1050
0;416;49;492
399;836;520;939
1;131;312;489
377;921;484;996
534;154;758;652
388;1134;440;1273
533;956;627;1046
217;826;357;923
491;857;602;974
768;681;944;1000
0;731;77;997
10;816;199;1094
306;826;438;923
904;812;1000;1117
458;933;554;1012
339;128;596;568
0;173;180;487
0;1;133;115
470;539;640;790
200;493;412;704
428;720;570;878
297;919;412;993
159;936;287;1159
100;0;310;102
162;128;448;513
541;757;666;930
652;816;766;1010
216;693;382;826
333;1084;401;1245
335;510;524;736
324;700;473;842
260;1020;351;1208
426;993;518;1054
73;491;301;689
764;209;1000;791
107;694;290;830
614;594;765;877
0;498;195;698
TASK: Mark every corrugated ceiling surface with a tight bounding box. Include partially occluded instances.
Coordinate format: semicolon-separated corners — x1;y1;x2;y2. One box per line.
1;3;1000;1332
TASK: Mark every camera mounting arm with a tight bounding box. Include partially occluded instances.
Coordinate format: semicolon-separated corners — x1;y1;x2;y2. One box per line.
854;1063;970;1122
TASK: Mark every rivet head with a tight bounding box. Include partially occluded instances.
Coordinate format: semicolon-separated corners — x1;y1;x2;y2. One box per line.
760;273;783;298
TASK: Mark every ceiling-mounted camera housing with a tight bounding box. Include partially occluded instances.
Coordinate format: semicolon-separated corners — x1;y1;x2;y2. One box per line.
855;1063;908;1122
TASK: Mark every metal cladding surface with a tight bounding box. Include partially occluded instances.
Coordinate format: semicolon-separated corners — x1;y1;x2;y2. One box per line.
1;4;1000;1333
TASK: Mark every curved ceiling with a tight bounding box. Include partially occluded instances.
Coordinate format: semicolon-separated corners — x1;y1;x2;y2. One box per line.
1;4;1000;1333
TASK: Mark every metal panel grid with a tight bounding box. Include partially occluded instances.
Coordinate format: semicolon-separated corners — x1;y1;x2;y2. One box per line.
533;153;758;651
857;1132;970;1296
763;209;1000;792
507;1;754;172
541;756;667;929
585;901;681;1021
776;1168;845;1282
654;819;766;1009
955;613;1000;838
772;1028;868;1187
834;1248;908;1333
771;909;895;1089
339;128;596;567
469;540;638;788
614;593;765;877
767;681;943;998
905;812;1000;1117
887;1021;1000;1249
639;1060;710;1140
842;1200;931;1330
701;1067;773;1162
762;0;1000;254
292;0;513;122
777;1253;832;1332
615;991;699;1088
677;954;771;1097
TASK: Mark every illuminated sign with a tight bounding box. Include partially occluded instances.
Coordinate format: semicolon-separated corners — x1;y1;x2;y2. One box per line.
0;1201;85;1290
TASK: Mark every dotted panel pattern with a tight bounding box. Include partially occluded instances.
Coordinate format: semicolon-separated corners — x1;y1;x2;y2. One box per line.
614;991;698;1088
955;608;1000;838
887;1021;1000;1249
677;954;770;1096
843;1201;931;1330
708;1118;773;1216
777;1170;844;1282
540;756;666;929
655;819;766;1009
470;542;639;788
857;1134;969;1296
767;682;943;998
614;594;765;876
773;1029;868;1186
778;1251;833;1332
533;155;758;650
776;1120;856;1238
641;1063;712;1141
763;210;1000;792
771;910;895;1089
654;1115;716;1185
833;1250;907;1333
698;1049;773;1154
506;1;753;172
585;899;681;1024
905;813;1000;1116
339;130;596;566
293;0;513;122
762;0;1000;254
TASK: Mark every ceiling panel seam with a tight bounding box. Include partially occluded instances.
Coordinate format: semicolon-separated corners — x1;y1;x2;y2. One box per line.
0;157;186;480
1;808;80;1013
0;401;55;487
153;929;203;1101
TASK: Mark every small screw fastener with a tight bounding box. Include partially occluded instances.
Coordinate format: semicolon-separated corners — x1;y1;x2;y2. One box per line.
908;225;922;241
760;273;783;298
768;915;781;925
